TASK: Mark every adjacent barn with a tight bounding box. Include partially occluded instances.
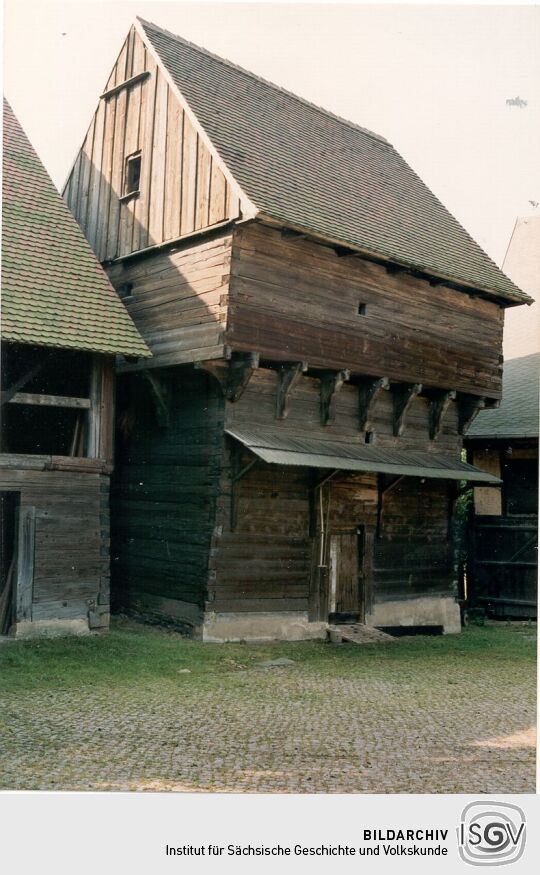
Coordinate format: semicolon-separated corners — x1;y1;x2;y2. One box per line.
0;99;149;637
63;19;531;641
465;216;539;619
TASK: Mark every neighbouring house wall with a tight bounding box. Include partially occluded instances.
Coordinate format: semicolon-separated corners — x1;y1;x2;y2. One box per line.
227;223;505;398
112;366;225;629
106;230;233;369
64;27;243;261
0;464;110;636
467;441;538;618
471;447;502;515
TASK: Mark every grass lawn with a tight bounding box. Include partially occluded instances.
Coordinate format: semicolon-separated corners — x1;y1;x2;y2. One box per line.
0;619;536;793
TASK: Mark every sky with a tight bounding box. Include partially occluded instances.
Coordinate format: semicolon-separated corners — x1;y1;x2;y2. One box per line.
3;1;540;266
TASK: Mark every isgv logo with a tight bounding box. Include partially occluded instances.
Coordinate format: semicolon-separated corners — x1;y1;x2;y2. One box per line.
458;801;526;866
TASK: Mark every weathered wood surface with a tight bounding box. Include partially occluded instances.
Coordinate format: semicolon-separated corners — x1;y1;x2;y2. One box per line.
106;232;232;369
225;368;461;455
374;477;455;602
112;368;225;621
65;26;243;261
0;467;108;623
227;224;504;397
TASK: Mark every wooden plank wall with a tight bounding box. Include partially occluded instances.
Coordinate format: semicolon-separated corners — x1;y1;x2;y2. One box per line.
208;443;313;614
112;367;225;627
107;231;232;369
225;368;461;456
64;26;241;261
221;368;455;611
227;224;505;398
374;478;455;604
0;468;109;626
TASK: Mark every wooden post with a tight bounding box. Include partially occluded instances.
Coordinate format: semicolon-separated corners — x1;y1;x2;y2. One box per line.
276;362;307;419
358;376;389;432
393;383;422;436
87;356;104;458
88;356;115;462
320;370;350;426
14;506;36;624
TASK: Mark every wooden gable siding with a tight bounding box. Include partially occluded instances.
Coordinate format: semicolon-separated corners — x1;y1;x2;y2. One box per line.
106;230;233;369
0;467;110;627
226;223;504;399
64;27;240;262
111;367;225;627
225;368;461;456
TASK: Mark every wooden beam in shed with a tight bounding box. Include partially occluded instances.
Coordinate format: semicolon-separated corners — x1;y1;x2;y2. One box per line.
429;390;456;440
276;361;308;419
0;361;46;406
8;392;91;409
393;383;423;436
320;369;350;426
358;376;389;432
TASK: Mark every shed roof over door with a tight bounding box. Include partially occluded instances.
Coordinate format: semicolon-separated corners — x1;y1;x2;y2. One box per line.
226;427;501;483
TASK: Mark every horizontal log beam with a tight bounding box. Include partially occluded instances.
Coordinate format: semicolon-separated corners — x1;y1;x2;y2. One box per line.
8;392;91;409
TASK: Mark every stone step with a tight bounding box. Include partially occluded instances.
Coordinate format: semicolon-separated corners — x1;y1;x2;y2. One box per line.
327;623;396;645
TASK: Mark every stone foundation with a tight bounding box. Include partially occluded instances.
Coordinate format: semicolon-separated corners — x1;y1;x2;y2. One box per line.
366;596;462;634
12;619;92;639
202;611;327;643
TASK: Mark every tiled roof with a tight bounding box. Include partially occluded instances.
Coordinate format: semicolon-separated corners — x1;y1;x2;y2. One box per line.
1;99;150;357
140;18;528;305
467;352;540;439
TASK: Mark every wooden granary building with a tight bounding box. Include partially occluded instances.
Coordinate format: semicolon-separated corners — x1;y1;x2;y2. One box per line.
0;99;149;638
64;19;531;641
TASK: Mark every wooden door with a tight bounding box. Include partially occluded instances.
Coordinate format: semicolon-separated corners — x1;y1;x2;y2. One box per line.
328;526;365;623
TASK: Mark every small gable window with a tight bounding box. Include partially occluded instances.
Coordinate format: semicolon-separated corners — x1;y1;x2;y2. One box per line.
124;152;141;197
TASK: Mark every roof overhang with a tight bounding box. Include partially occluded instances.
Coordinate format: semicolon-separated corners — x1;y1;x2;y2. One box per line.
226;427;501;484
257;215;533;309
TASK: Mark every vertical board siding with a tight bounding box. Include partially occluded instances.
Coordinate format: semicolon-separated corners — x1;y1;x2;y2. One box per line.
0;468;110;625
64;26;236;261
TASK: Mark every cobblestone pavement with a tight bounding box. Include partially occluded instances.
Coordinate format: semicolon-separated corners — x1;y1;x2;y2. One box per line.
0;625;536;793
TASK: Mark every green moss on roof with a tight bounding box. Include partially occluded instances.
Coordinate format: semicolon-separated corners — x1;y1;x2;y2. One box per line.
1;99;150;358
139;17;528;304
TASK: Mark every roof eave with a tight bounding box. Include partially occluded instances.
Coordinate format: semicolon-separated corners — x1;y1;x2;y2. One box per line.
256;214;533;308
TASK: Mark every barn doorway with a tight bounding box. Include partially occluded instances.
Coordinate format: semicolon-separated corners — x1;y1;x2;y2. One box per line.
328;525;366;623
0;492;19;635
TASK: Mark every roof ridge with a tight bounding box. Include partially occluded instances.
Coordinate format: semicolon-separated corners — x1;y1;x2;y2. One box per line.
137;16;389;146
